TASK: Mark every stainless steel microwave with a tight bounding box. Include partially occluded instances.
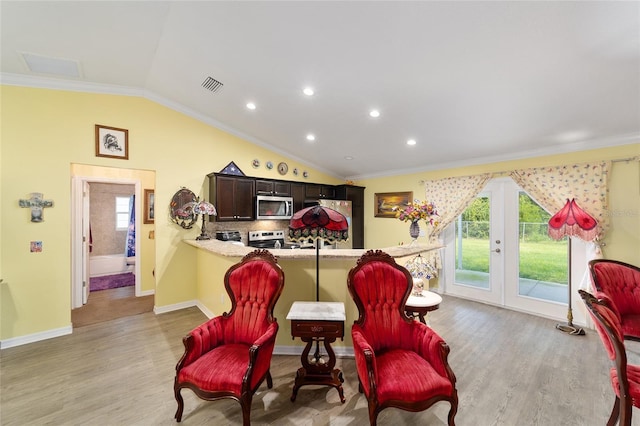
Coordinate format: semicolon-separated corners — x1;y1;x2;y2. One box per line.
256;195;294;220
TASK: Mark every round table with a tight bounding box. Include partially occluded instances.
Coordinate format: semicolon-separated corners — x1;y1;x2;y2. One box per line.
405;291;443;324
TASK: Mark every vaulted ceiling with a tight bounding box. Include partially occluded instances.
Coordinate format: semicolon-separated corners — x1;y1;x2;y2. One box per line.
2;1;638;178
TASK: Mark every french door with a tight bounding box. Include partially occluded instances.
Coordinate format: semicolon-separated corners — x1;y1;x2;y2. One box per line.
444;177;569;320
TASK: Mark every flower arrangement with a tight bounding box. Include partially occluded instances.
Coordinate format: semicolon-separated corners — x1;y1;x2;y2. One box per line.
394;199;439;225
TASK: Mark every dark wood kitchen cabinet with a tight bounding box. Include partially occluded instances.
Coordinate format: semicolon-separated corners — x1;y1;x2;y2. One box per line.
208;173;255;221
255;179;291;196
305;183;335;201
290;182;306;213
335;184;365;249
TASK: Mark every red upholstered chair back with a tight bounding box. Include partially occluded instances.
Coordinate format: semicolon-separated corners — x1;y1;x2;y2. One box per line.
223;251;285;345
590;259;640;317
580;290;625;363
348;250;413;352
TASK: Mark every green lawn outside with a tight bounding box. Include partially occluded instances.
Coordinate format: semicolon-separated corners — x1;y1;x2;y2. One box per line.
456;238;568;284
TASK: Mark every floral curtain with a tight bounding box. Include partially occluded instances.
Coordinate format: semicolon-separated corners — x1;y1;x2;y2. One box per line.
423;173;492;269
509;161;610;243
510;161;610;292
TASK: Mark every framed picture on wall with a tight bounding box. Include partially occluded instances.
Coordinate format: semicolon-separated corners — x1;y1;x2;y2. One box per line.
144;189;155;224
374;191;413;218
95;124;129;159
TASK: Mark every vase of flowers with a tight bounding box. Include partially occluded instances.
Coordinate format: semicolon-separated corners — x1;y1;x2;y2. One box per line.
409;220;420;239
394;200;439;242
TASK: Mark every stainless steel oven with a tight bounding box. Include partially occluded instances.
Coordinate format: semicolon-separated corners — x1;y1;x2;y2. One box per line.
248;230;301;249
256;195;294;220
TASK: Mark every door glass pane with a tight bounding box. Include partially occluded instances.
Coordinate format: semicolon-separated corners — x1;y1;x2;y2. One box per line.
455;196;490;289
517;192;568;303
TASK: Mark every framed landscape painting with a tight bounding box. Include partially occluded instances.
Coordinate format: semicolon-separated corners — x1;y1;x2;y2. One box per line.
374;191;413;218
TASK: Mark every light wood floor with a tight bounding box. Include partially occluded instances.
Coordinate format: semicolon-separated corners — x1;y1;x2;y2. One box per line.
71;286;154;328
1;295;633;425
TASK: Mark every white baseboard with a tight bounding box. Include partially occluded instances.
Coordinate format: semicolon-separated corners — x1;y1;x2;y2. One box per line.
0;325;72;350
154;300;197;315
137;289;155;297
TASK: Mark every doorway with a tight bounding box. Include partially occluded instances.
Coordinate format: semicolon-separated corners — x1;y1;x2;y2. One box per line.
443;177;571;320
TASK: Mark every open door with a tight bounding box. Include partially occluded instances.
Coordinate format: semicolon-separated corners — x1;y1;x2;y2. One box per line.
82;181;91;305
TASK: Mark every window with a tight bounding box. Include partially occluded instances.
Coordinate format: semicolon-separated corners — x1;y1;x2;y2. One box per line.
116;196;130;230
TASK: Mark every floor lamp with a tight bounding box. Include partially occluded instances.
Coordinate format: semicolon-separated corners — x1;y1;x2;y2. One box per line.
548;198;598;336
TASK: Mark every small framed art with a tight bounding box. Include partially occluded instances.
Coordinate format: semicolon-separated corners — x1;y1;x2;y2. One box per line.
95;124;129;159
374;191;413;218
144;189;155;224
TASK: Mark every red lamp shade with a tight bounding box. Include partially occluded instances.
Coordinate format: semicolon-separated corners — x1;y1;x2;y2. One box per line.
289;205;349;242
548;198;598;242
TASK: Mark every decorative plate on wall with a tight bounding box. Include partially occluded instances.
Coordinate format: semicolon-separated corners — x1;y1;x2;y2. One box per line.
277;162;288;175
252;159;260;168
266;161;273;170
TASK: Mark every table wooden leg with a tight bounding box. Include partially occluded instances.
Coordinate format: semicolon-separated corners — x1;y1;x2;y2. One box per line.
290;336;345;403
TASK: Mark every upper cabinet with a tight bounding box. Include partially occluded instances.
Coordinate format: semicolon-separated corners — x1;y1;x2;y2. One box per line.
255;179;291;196
305;183;335;201
290;182;306;213
208;173;255;221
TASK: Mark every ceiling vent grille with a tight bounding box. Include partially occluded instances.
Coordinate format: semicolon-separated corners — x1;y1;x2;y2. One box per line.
202;76;223;93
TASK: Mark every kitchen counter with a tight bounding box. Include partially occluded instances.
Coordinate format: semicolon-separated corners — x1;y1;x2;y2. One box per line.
186;238;443;355
184;238;442;259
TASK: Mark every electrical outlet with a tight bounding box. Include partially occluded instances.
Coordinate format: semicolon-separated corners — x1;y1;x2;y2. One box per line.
419;229;426;237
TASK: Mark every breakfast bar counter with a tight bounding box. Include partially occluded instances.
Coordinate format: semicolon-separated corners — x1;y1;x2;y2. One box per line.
184;238;441;260
185;239;442;355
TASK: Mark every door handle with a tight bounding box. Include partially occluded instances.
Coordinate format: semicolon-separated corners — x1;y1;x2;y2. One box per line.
492;248;501;253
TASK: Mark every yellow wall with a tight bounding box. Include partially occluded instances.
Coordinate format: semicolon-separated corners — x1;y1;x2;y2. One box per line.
0;85;338;342
1;84;638;345
360;144;640;269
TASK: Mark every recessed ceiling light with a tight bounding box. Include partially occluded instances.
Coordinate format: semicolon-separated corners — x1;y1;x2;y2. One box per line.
407;139;417;146
303;87;315;96
344;156;354;160
246;102;256;110
306;134;316;141
369;109;380;118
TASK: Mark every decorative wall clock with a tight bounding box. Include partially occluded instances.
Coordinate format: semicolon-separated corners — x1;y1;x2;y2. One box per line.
277;162;288;175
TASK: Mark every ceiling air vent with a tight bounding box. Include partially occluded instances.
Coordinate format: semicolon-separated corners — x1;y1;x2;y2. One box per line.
202;76;223;93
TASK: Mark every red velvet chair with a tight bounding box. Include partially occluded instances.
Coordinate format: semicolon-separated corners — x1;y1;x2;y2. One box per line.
347;250;458;425
579;290;640;426
174;250;285;425
589;259;640;341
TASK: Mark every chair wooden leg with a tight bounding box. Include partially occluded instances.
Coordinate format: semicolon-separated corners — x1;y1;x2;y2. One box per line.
448;399;458;426
607;396;620;426
619;395;632;426
266;370;273;389
367;401;378;426
241;395;253;426
174;386;184;422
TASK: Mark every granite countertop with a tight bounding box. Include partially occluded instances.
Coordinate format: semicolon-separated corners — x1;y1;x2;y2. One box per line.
184;238;442;259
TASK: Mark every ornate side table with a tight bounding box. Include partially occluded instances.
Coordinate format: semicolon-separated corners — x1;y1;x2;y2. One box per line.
286;301;346;403
405;291;442;324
